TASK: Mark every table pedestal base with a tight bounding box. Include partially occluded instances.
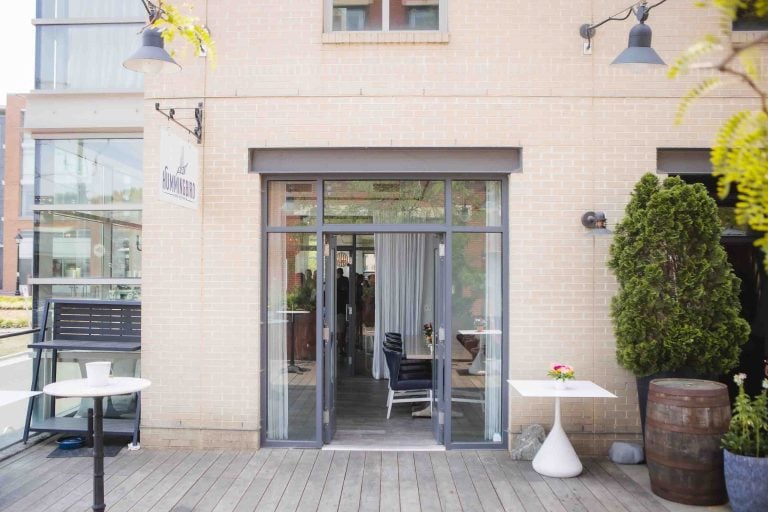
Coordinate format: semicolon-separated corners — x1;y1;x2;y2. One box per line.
532;397;582;478
92;396;105;512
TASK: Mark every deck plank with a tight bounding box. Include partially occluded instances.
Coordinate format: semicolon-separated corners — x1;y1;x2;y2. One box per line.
316;450;350;512
398;452;421;512
193;452;254;512
127;451;208;512
380;451;401;512
63;448;164;512
428;452;461;512
253;449;303;512
0;442;700;512
445;451;483;511
211;449;272;512
108;450;189;512
461;450;505;512
581;460;653;512
233;449;288;512
295;450;334;512
274;450;318;512
338;451;366;512
413;452;440;512
144;450;223;511
358;451;382;512
595;460;668;512
571;462;631;512
172;451;239;510
476;451;526;512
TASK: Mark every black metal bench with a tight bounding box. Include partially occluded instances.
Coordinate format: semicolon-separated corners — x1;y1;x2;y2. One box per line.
23;299;142;445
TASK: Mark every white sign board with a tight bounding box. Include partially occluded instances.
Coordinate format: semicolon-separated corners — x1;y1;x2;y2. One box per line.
159;128;199;209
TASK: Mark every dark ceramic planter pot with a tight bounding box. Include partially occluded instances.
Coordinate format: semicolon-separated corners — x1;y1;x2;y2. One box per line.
724;449;768;512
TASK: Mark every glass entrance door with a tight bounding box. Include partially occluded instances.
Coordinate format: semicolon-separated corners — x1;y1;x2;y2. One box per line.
432;235;446;442
264;177;507;449
323;235;338;443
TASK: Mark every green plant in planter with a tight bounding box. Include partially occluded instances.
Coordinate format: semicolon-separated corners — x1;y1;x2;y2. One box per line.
609;173;749;377
723;373;768;457
286;281;316;312
722;373;768;512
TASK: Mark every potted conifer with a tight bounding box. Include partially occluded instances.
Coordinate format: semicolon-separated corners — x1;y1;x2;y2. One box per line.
608;173;749;429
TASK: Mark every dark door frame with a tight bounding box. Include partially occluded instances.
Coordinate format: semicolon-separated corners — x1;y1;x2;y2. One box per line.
260;174;510;450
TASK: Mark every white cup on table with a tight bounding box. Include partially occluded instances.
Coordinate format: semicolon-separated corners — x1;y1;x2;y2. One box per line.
85;361;111;387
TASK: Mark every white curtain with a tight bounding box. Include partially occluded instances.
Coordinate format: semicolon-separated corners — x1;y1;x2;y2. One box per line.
372;233;429;379
267;239;288;440
484;184;503;441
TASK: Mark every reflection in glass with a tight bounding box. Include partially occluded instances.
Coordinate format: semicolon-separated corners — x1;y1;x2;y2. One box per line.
20;136;35;218
268;181;317;227
390;0;438;30
324;180;444;224
451;232;502;443
267;233;318;440
36;139;143;206
36;284;141;304
452;181;502;226
39;0;145;18
36;25;143;90
36;210;142;279
332;0;382;31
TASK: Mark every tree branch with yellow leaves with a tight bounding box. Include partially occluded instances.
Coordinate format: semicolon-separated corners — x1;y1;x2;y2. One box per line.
139;0;216;64
670;0;768;262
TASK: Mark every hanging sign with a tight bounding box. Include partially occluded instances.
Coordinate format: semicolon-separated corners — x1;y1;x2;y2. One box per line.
159;128;199;209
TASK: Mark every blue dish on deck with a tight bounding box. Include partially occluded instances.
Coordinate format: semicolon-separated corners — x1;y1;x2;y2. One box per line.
57;436;85;450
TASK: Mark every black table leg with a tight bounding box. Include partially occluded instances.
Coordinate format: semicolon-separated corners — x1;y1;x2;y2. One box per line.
287;312;307;373
92;397;105;512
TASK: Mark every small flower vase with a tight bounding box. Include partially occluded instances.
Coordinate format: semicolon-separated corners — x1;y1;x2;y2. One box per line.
554;379;567;391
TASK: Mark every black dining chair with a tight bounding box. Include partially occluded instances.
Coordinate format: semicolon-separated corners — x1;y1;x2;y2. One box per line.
383;344;432;419
384;332;432;375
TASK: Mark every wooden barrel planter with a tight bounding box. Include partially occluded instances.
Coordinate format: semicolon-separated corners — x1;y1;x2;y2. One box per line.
645;378;730;506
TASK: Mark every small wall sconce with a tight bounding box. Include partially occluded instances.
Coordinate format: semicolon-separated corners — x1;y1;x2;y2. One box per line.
581;211;612;235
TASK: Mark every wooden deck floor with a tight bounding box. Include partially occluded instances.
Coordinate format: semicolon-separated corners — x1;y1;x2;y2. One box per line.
0;440;702;512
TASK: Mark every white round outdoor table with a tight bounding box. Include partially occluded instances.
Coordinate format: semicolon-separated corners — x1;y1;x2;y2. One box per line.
44;377;151;512
508;380;616;478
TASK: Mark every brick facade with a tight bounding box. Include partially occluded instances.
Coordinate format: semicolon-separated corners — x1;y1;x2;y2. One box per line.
2;94;32;295
139;1;764;452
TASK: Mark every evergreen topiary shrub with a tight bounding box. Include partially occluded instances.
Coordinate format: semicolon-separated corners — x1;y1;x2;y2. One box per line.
608;173;750;377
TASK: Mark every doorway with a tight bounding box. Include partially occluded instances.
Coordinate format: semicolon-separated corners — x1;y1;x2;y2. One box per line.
262;176;508;449
323;233;445;448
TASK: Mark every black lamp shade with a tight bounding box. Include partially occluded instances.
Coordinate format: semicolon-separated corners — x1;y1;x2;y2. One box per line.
611;22;665;66
123;28;181;74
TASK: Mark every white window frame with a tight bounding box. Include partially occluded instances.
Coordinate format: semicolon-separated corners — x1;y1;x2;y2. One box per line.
323;0;447;33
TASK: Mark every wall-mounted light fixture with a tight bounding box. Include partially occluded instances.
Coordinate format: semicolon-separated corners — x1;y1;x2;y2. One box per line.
582;211;612;235
122;1;181;74
580;0;667;65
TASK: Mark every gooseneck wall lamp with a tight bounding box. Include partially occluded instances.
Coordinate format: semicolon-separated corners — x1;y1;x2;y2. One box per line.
580;0;667;66
582;211;612;235
122;0;181;74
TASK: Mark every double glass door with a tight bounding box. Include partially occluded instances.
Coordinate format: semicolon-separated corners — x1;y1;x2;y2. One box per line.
322;233;447;445
263;178;506;449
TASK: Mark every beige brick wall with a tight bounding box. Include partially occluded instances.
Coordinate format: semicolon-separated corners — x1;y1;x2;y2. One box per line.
140;0;761;452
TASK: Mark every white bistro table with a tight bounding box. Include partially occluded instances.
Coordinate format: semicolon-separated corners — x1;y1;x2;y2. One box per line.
44;377;150;512
508;379;616;478
458;329;502;375
0;390;41;408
